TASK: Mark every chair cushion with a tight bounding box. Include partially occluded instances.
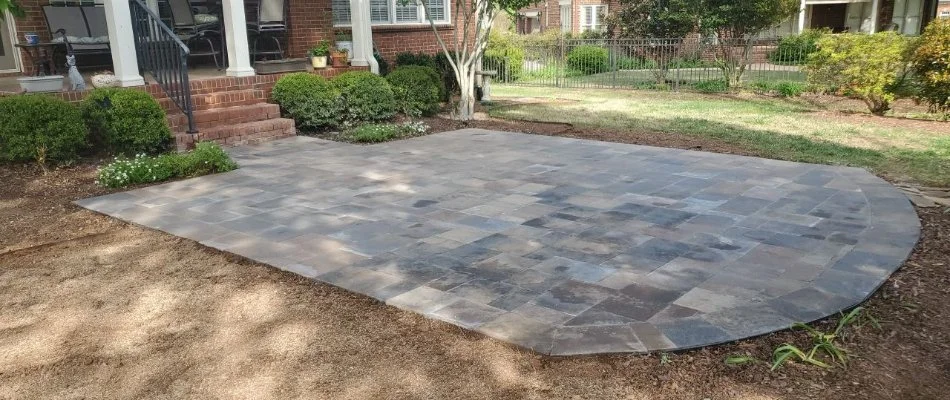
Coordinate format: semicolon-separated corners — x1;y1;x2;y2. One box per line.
194;13;219;24
52;35;109;44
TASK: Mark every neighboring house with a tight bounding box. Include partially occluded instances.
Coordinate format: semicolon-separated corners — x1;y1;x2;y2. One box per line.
514;0;940;36
516;0;612;35
1;0;465;78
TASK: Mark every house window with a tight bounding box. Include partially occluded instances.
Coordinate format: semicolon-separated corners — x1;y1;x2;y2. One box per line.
941;10;949;19
560;5;572;33
333;0;451;26
580;5;606;32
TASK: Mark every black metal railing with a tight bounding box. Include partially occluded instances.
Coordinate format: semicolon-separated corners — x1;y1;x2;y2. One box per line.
129;0;196;133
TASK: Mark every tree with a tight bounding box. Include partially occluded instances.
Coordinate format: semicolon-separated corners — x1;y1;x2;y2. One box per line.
608;0;700;83
699;0;800;87
910;19;950;115
415;0;535;120
0;0;24;19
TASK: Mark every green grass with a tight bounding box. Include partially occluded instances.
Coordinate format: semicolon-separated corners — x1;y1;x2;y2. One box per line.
489;86;950;186
513;67;806;89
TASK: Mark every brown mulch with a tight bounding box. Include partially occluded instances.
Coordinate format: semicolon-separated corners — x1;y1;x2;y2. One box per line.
1;120;948;399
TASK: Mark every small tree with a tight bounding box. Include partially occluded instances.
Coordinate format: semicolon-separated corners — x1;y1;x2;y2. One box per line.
911;19;950;115
416;0;535;120
699;0;800;87
608;0;700;83
806;32;911;115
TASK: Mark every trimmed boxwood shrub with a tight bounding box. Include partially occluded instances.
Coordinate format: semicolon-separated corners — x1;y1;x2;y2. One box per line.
0;94;87;165
80;87;172;156
567;45;609;75
386;66;444;117
332;71;397;123
768;29;827;65
272;72;341;129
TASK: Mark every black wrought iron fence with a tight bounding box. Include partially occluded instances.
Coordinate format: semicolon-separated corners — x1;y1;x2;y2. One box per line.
482;37;812;91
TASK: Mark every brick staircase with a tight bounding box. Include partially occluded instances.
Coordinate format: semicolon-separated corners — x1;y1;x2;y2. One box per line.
163;87;295;150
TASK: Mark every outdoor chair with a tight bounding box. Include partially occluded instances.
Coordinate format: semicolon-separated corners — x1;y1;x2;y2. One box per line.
245;0;287;60
165;0;224;69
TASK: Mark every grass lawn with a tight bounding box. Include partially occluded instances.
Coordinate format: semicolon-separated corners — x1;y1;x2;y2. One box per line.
489;86;950;186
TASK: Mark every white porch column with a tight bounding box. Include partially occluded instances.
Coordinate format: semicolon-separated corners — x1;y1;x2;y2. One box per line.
869;0;881;33
350;0;379;74
104;0;144;87
221;0;255;77
797;0;807;33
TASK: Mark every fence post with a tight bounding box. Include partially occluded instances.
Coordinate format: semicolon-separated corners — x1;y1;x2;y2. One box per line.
611;39;618;89
557;36;565;88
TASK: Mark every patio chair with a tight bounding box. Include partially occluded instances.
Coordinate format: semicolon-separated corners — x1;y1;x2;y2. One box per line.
165;0;223;69
245;0;287;60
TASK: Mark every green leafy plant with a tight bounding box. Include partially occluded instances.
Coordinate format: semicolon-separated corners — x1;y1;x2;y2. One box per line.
751;80;808;97
608;0;700;82
910;18;950;115
806;31;911;115
0;94;87;167
0;0;24;19
724;355;756;366
309;40;331;57
95;142;237;188
768;29;828;65
344;121;429;143
771;307;870;371
332;71;397;123
80;88;172;156
271;73;341;129
567;45;610;75
484;30;525;82
386;66;444;117
692;79;729;93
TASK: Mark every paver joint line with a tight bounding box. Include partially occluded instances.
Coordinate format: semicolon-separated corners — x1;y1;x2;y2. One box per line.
76;129;920;355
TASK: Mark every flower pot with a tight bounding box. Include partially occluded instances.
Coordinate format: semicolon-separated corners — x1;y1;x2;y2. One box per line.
336;41;353;61
331;54;348;68
17;75;64;92
311;55;327;69
24;33;39;45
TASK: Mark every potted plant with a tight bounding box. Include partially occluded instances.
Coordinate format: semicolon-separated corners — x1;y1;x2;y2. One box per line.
310;40;330;69
335;31;353;61
331;48;349;68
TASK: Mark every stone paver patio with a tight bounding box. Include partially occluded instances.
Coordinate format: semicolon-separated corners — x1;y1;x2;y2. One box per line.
77;129;919;355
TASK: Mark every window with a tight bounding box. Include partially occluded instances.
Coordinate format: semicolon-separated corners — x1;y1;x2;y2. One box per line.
580;5;606;32
333;0;451;26
941;10;949;19
560;5;572;33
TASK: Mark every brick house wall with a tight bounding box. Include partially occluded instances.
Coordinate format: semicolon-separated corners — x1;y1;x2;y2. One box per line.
6;0;464;75
940;1;950;18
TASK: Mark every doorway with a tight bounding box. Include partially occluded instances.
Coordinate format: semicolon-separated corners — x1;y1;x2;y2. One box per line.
811;4;849;32
0;14;18;72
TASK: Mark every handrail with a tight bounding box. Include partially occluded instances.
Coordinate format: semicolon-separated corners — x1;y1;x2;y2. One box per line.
129;0;196;134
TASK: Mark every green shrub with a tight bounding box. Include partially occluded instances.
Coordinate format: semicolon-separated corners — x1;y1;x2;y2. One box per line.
375;52;390;76
567;45;609;75
96;142;237;188
80;88;172;156
396;52;437;69
911;19;950;115
271;73;341;129
332;71;398;123
806;32;911;115
345;121;429;143
0;94;87;165
484;30;525;82
769;29;827;65
750;80;808;97
395;51;457;101
386;66;443;117
692;79;729;93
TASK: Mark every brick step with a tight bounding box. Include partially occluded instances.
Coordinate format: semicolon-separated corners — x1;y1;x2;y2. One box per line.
175;117;296;150
158;88;267;113
167;103;282;132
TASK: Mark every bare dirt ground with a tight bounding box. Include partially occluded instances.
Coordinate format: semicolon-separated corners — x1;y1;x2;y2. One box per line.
2;119;949;399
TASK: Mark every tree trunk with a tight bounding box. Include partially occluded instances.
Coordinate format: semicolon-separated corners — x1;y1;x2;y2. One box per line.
456;67;476;120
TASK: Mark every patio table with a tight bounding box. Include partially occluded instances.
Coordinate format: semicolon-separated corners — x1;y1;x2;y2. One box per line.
14;42;65;76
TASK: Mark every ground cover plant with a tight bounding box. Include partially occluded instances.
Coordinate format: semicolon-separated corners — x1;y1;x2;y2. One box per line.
489;86;950;186
95;142;237;188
